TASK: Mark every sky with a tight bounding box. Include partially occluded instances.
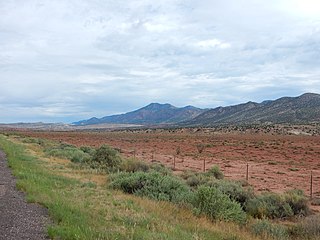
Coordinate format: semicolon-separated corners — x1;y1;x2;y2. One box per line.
1;0;320;123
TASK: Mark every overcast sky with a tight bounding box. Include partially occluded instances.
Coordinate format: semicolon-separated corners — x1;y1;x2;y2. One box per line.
1;0;320;123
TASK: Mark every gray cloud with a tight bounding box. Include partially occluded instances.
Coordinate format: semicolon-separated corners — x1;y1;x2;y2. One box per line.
0;0;320;122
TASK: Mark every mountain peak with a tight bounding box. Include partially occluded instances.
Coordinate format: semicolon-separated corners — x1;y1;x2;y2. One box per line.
145;102;174;107
298;92;320;99
141;103;177;111
74;103;205;125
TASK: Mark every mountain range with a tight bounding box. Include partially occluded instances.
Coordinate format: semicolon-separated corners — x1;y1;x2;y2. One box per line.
74;103;206;125
73;93;320;126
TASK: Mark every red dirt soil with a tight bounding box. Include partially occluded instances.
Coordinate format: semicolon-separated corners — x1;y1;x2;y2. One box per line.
19;130;320;198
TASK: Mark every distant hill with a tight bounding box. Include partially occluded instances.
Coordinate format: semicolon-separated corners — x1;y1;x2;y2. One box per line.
183;93;320;126
73;103;207;125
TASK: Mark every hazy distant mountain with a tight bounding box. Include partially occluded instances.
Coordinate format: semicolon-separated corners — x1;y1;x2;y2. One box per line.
73;103;206;125
183;93;320;126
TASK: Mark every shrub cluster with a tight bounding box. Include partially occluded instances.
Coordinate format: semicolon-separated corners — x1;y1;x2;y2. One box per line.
246;190;309;219
291;215;320;239
119;158;150;173
180;165;225;189
44;143;91;163
206;165;224;179
41;140;312;233
205;179;254;209
89;145;122;171
192;186;246;223
250;219;289;240
110;171;192;204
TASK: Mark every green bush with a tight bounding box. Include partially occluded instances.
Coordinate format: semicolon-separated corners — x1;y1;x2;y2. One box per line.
246;190;309;219
22;137;45;146
180;170;224;189
246;193;293;219
183;172;212;188
79;146;96;156
91;145;122;171
110;171;192;204
250;219;289;240
291;215;320;239
186;175;201;187
205;180;254;208
149;163;172;175
283;189;309;216
206;165;224;179
45;145;91;163
120;158;150;173
192;186;246;224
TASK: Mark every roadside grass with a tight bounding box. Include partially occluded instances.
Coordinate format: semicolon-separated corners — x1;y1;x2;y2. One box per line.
0;134;261;240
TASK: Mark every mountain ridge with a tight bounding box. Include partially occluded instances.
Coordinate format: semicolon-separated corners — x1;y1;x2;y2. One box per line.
73;103;206;125
73;93;320;126
183;92;320;126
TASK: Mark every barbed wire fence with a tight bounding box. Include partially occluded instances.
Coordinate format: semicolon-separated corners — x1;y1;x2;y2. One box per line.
122;147;320;199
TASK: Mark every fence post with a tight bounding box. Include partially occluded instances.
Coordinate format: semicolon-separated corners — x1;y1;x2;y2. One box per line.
203;158;206;172
246;163;249;181
173;155;176;170
310;170;313;200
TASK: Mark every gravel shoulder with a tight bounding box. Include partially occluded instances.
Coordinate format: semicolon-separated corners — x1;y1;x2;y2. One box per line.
0;150;50;240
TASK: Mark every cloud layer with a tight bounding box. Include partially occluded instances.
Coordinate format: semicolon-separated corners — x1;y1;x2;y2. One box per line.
1;0;320;122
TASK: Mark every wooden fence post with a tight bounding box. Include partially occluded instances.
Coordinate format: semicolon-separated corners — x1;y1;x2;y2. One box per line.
246;163;249;181
203;158;206;172
310;170;313;199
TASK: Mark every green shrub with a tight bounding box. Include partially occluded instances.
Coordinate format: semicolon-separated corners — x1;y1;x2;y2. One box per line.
183;172;212;188
180;170;197;180
246;193;293;219
79;146;96;156
120;158;150;173
110;171;192;204
45;145;91;163
291;215;320;239
246;189;309;219
149;163;172;175
22;137;45;146
91;145;122;171
283;189;309;216
186;175;201;187
205;180;254;208
192;186;246;224
250;219;289;240
206;165;224;179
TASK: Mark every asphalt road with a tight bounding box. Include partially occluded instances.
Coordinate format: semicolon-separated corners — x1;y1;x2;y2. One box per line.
0;151;49;240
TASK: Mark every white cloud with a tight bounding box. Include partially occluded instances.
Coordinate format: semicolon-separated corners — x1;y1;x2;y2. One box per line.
195;39;231;49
